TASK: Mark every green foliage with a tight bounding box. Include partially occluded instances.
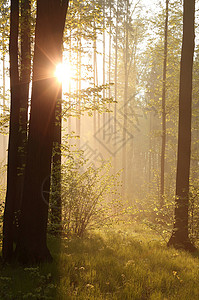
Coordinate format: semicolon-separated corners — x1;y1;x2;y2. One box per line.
49;139;122;237
0;107;9;135
127;188;174;243
189;183;199;245
61;163;121;237
138;0;183;199
63;84;116;120
127;178;199;248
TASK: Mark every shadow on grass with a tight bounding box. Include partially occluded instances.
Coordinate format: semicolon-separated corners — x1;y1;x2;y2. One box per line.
190;248;199;259
0;234;62;300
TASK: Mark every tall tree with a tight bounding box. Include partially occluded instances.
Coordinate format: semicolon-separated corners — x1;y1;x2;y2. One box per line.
102;0;106;127
3;0;20;262
114;0;118;173
143;1;183;200
160;0;169;206
3;0;31;263
18;0;31;195
167;0;195;251
122;0;129;194
75;6;81;149
15;0;69;263
0;0;9;163
3;0;33;262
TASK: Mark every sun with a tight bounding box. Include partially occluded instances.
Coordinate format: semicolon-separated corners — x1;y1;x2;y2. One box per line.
55;62;72;86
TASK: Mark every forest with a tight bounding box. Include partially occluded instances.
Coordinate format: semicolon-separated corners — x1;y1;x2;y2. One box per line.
0;0;199;299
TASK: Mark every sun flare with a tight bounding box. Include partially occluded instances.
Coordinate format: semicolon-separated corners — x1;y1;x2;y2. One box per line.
55;62;71;85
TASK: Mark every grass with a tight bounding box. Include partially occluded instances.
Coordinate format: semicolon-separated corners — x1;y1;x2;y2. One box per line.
1;223;199;299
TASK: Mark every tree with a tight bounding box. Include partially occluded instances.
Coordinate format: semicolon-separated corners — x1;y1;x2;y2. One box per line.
0;0;9;158
3;0;69;264
167;0;196;251
3;0;20;262
122;0;129;194
17;0;31;208
142;1;183;201
3;0;32;263
160;0;168;206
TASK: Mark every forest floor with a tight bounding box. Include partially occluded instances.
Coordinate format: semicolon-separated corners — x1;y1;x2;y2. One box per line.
0;223;199;299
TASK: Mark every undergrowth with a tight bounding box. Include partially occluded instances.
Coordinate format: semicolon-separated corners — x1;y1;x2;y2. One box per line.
0;223;199;299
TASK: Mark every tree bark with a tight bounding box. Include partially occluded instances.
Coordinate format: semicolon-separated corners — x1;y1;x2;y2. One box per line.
167;0;196;252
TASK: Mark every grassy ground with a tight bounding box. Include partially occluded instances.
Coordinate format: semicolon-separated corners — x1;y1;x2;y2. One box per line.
0;224;199;299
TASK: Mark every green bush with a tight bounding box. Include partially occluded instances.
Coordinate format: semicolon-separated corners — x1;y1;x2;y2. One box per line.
61;162;121;237
49;142;122;237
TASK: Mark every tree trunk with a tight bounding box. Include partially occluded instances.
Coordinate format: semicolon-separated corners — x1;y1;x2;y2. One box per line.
3;0;20;262
93;19;97;136
14;0;31;241
160;0;168;207
167;0;195;252
18;0;31;184
122;0;129;195
114;0;118;174
76;14;81;149
102;0;106;127
68;29;72;136
108;0;112;127
2;27;6;166
15;0;69;264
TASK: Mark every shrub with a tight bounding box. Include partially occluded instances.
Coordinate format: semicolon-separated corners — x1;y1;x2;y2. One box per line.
48;142;122;237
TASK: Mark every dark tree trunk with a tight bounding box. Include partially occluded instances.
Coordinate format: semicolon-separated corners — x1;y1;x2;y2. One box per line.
3;0;20;262
3;0;31;262
17;0;31;198
2;26;6;164
160;0;168;207
167;0;196;252
15;0;69;264
13;0;31;243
